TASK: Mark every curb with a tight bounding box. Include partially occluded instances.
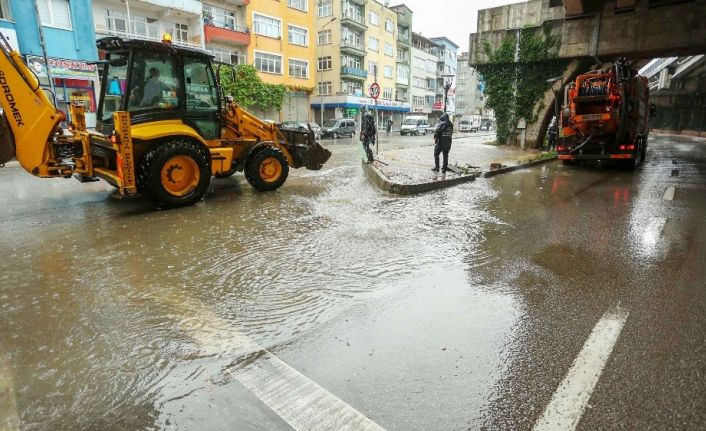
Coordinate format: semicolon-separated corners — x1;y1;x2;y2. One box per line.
363;162;478;195
483;156;557;178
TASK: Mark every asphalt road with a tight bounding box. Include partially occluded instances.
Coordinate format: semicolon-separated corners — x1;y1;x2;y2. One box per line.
0;133;703;430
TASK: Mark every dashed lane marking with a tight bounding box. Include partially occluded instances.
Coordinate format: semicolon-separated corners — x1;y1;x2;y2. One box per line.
0;355;20;431
663;186;676;201
534;306;629;431
164;296;385;431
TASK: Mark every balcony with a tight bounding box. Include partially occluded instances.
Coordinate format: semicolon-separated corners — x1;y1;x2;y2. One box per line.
204;23;250;47
340;66;367;80
346;0;368;5
137;0;202;16
223;0;250;5
341;40;366;56
340;12;366;30
397;34;411;46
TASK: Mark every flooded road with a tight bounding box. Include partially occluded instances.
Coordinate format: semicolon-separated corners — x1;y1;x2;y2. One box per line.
1;134;705;430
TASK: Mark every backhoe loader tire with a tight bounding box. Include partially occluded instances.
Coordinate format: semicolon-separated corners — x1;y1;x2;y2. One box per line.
138;140;211;208
245;146;289;192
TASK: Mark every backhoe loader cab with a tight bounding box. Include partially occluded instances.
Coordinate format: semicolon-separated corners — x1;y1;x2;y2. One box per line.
96;37;221;140
0;35;331;208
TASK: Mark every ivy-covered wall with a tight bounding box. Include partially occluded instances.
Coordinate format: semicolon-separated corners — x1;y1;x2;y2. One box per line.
475;27;569;145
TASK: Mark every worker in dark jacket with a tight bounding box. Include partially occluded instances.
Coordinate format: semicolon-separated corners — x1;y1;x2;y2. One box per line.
432;113;453;172
360;108;376;162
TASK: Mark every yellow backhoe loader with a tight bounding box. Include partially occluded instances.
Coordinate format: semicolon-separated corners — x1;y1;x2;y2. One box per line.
0;34;331;208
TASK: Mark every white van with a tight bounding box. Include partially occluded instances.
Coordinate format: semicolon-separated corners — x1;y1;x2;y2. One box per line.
400;115;432;136
459;115;482;132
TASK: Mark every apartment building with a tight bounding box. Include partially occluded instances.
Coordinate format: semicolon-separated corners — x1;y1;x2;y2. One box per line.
92;0;204;49
312;0;411;127
391;4;411;109
1;0;99;125
410;32;438;115
429;36;458;124
248;0;317;120
203;0;249;66
456;51;494;126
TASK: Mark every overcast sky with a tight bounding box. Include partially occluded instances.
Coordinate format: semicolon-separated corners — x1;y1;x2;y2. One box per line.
396;0;525;52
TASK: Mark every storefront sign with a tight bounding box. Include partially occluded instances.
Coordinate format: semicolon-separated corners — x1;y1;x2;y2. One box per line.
26;56;98;79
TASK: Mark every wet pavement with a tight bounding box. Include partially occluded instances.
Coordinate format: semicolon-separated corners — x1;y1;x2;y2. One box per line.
0;133;705;430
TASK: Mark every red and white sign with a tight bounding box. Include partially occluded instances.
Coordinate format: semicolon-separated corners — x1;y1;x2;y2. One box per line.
369;82;380;100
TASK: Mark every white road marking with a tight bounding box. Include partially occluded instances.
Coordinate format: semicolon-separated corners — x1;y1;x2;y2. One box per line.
0;355;20;431
165;297;384;431
663;186;676;201
534;306;629;431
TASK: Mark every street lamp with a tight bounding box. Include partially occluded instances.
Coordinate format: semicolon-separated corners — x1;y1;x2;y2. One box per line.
319;16;337;128
441;73;454;114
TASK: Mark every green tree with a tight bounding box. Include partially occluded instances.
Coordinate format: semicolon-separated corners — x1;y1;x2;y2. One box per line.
219;64;287;111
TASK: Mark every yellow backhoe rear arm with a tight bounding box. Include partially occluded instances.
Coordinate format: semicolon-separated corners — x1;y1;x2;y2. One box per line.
0;40;63;175
222;103;295;166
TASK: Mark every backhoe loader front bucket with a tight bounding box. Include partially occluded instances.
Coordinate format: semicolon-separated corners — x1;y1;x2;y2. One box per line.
276;128;332;170
0;112;14;164
299;140;332;170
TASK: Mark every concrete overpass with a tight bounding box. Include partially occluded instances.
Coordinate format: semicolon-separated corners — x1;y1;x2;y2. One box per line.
468;0;706;147
470;0;706;65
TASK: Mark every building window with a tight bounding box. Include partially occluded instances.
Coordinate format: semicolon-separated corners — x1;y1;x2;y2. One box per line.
203;5;239;31
289;59;309;79
341;80;362;96
369;11;379;26
255;51;282;74
384;43;394;57
171;23;189;44
367;61;377;77
317;56;332;71
132;15;159;39
318;81;332;96
1;0;12;20
317;0;332;17
37;0;72;30
317;29;331;45
384;66;393;79
288;25;308;46
210;47;246;65
397;64;410;80
383;88;392;100
341;55;361;69
105;10;127;34
288;0;307;12
385;19;394;33
253;13;281;38
368;37;378;52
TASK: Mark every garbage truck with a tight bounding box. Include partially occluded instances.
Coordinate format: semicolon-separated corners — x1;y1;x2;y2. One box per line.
557;58;652;169
0;34;331;208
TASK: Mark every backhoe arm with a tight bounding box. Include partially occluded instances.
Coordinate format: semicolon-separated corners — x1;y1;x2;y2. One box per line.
0;34;63;173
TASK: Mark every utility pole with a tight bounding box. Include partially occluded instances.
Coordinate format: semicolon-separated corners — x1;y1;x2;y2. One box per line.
33;0;57;106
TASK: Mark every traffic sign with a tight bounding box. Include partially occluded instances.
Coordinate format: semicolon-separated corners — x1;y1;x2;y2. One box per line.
369;82;380;100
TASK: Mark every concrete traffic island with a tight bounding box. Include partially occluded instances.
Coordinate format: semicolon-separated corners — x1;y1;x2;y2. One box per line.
362;138;556;194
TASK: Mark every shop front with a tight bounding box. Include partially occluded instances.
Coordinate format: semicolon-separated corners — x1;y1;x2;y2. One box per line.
25;56;100;128
311;95;411;130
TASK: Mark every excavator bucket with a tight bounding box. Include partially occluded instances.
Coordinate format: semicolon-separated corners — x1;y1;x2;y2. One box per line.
0;112;14;164
277;128;331;170
302;140;332;170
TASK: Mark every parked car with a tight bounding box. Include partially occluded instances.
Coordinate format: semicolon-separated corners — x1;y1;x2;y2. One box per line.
281;121;308;131
400;115;433;136
321;118;356;139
